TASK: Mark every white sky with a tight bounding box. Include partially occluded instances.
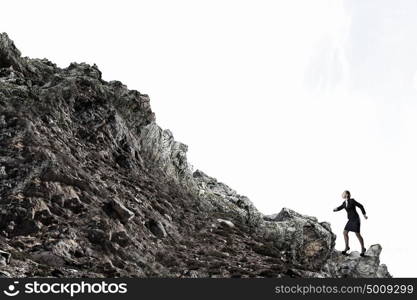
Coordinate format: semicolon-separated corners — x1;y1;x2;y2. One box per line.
1;0;416;277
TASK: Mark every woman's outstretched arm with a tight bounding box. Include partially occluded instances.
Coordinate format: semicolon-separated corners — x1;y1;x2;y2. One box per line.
333;202;345;212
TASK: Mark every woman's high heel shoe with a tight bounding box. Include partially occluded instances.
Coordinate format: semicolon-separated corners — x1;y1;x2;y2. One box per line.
341;246;350;255
360;248;366;257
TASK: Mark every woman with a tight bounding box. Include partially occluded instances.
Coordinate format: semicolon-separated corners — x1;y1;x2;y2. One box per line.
333;190;368;256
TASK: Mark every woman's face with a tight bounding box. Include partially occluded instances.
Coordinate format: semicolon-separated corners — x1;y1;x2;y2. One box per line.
342;192;348;199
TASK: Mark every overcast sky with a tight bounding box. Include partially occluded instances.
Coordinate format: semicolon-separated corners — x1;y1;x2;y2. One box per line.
1;0;416;277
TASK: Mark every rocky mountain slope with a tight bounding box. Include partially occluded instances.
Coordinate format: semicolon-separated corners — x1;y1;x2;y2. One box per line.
0;33;390;278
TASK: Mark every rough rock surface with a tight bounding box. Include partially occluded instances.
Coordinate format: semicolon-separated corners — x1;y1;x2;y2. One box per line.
0;33;391;278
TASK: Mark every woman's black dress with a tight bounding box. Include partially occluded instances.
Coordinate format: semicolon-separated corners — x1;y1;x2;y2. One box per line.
335;198;366;233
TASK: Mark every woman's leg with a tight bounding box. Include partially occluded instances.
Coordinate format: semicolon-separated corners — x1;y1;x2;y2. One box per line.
343;230;349;250
355;232;365;251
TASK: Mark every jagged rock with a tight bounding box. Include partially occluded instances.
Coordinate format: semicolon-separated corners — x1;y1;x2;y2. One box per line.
193;169;263;229
50;239;83;261
217;219;235;228
64;197;85;214
0;270;11;277
31;251;65;267
145;219;167;238
0;33;25;72
268;207;318;223
108;198;134;223
259;208;336;270
111;230;130;247
0;250;11;265
87;229;109;245
0;166;6;178
140;123;193;183
377;264;390;278
0;33;391;278
323;244;391;278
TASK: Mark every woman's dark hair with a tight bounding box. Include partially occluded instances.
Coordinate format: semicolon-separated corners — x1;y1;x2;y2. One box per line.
343;190;351;198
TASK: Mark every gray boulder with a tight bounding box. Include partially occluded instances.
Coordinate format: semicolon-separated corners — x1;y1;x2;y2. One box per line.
323;244;392;278
259;208;336;270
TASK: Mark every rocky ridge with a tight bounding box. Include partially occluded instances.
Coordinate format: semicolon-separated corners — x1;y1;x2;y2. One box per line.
0;33;390;278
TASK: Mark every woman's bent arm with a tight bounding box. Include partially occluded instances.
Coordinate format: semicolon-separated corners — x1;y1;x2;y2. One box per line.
354;199;366;215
